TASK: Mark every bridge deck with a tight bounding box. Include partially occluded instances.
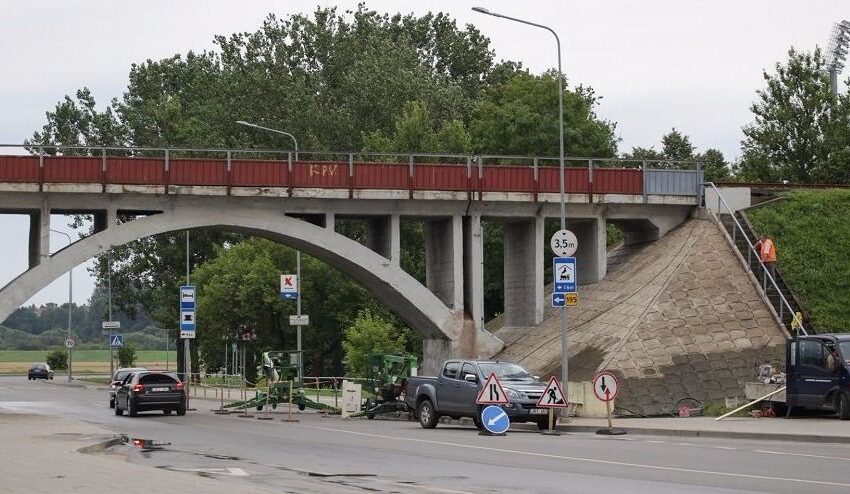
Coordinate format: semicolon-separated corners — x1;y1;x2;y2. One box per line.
0;152;701;204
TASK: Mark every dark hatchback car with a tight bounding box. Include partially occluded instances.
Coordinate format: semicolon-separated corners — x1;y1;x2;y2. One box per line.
114;371;186;417
27;363;54;380
108;367;148;408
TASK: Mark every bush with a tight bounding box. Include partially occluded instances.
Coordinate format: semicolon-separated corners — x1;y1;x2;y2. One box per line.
46;348;68;370
117;345;137;368
342;310;406;377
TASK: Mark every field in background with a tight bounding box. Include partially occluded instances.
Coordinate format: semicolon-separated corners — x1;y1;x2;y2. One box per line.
0;350;177;374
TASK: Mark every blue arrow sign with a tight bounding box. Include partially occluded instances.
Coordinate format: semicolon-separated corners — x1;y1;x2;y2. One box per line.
110;334;124;348
552;293;566;307
553;257;577;293
481;405;510;434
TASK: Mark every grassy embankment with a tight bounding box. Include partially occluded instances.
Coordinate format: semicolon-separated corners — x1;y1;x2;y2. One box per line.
746;189;850;332
0;350;177;374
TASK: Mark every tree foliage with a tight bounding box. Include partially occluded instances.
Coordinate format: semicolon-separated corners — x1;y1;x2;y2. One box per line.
342;309;407;377
46;348;68;370
736;48;850;183
117;345;137;368
623;128;729;181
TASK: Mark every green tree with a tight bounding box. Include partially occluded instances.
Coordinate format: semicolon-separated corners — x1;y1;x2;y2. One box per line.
470;72;618;158
46;348;68;370
342;309;407;377
117;345;137;368
661;128;695;161
697;148;730;182
736;47;850;183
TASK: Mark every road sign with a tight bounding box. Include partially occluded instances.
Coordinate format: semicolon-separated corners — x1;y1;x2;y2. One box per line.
102;321;120;330
64;338;74;349
180;285;196;306
553;257;577;293
475;373;510;405
537;377;569;408
289;315;309;326
565;292;578;306
110;334;124;348
593;371;620;402
552;293;566;307
480;405;510;434
280;274;298;300
180;285;196;339
550;229;578;257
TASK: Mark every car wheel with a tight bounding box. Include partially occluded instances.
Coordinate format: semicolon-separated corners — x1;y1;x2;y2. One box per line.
114;401;123;416
417;399;438;429
163;409;172;415
177;405;186;416
536;418;551;431
109;399;115;409
838;393;850;420
127;398;137;417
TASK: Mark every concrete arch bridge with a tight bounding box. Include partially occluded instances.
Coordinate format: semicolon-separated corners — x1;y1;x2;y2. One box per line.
0;146;701;371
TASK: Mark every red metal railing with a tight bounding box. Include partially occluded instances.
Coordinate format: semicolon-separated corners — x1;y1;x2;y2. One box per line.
0;149;699;200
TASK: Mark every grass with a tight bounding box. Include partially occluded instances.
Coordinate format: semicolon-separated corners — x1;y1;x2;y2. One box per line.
746;189;850;332
0;350;177;374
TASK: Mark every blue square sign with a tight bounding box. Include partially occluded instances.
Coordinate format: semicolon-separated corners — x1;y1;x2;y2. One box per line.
552;293;566;307
553;257;577;293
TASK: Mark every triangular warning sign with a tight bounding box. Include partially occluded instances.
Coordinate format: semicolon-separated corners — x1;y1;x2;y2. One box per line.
536;376;568;408
475;373;510;405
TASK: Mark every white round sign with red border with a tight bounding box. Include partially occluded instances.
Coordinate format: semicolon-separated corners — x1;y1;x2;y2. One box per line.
592;371;619;402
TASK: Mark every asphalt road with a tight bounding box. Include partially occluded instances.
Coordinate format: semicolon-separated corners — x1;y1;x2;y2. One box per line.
2;376;850;494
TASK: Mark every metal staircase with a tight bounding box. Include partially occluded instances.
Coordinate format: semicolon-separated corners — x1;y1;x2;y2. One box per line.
707;183;809;336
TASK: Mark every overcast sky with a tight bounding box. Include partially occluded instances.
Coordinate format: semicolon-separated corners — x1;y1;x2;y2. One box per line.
0;0;847;307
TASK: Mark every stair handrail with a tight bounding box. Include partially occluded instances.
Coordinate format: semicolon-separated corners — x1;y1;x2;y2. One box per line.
703;182;807;336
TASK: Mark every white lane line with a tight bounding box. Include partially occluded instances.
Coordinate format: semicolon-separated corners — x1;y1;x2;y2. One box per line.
645;440;665;443
754;449;850;462
712;446;737;451
299;425;850;489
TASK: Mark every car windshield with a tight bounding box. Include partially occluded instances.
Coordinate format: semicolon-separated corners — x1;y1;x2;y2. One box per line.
477;362;532;380
839;342;850;364
31;364;46;369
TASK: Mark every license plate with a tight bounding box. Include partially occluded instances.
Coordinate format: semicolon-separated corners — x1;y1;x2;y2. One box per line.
152;387;169;392
529;408;549;415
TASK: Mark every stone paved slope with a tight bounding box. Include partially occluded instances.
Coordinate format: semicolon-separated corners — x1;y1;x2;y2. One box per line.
493;217;787;415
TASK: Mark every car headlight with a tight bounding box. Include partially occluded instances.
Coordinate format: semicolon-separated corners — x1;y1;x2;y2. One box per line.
505;388;522;400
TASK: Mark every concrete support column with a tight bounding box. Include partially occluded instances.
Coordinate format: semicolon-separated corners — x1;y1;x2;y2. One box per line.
364;215;400;266
502;216;544;327
421;338;452;375
27;211;42;269
571;216;607;284
462;215;484;330
324;212;335;232
93;210;108;234
38;200;50;259
424;215;463;311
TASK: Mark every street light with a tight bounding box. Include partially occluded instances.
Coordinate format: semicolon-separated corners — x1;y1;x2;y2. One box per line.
472;7;570;390
827;20;850;93
51;229;73;382
236;120;299;160
235;121;305;380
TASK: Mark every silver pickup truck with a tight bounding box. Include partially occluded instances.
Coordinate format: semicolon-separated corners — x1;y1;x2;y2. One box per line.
404;360;551;430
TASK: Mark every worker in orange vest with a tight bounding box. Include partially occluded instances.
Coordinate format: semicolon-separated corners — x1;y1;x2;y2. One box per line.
753;234;777;282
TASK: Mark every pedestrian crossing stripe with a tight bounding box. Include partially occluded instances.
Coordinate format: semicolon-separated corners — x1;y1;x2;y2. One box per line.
475;373;510;405
536;376;569;408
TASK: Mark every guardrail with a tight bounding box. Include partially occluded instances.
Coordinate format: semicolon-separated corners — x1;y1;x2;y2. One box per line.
703;182;807;336
0;143;704;201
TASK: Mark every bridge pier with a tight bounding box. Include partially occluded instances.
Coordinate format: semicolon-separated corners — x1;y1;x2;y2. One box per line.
502;216;544;327
424;216;464;311
570;216;607;283
364;214;400;266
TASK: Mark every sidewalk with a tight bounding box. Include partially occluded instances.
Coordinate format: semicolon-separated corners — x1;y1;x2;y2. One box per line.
552;416;850;443
0;411;280;494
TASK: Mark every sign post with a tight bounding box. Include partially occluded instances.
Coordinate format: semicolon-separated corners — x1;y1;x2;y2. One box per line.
593;371;626;435
536;376;569;436
550;229;578;419
475;374;511;436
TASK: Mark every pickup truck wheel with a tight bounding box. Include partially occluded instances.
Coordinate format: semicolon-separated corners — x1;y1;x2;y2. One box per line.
418;399;438;429
536;419;551;431
837;393;850;420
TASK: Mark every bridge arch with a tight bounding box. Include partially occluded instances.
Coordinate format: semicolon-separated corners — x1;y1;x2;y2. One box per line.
0;206;457;344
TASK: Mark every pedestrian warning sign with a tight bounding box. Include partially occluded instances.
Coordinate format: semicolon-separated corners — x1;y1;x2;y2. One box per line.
536;376;568;408
476;373;510;405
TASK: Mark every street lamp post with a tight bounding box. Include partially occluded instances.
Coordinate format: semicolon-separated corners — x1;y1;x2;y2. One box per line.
235;120;304;380
51;229;73;382
236;120;299;160
472;7;570;389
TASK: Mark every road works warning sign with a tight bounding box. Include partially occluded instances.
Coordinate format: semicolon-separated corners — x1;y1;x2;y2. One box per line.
536;377;568;408
476;373;510;405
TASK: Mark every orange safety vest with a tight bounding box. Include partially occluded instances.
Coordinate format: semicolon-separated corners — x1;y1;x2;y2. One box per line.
759;238;776;263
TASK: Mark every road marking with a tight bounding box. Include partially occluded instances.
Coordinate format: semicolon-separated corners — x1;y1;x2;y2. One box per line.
169;467;249;476
712;446;737;451
300;425;850;489
754;449;850;462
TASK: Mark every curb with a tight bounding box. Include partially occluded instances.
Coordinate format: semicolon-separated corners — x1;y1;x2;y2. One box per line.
76;435;124;454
